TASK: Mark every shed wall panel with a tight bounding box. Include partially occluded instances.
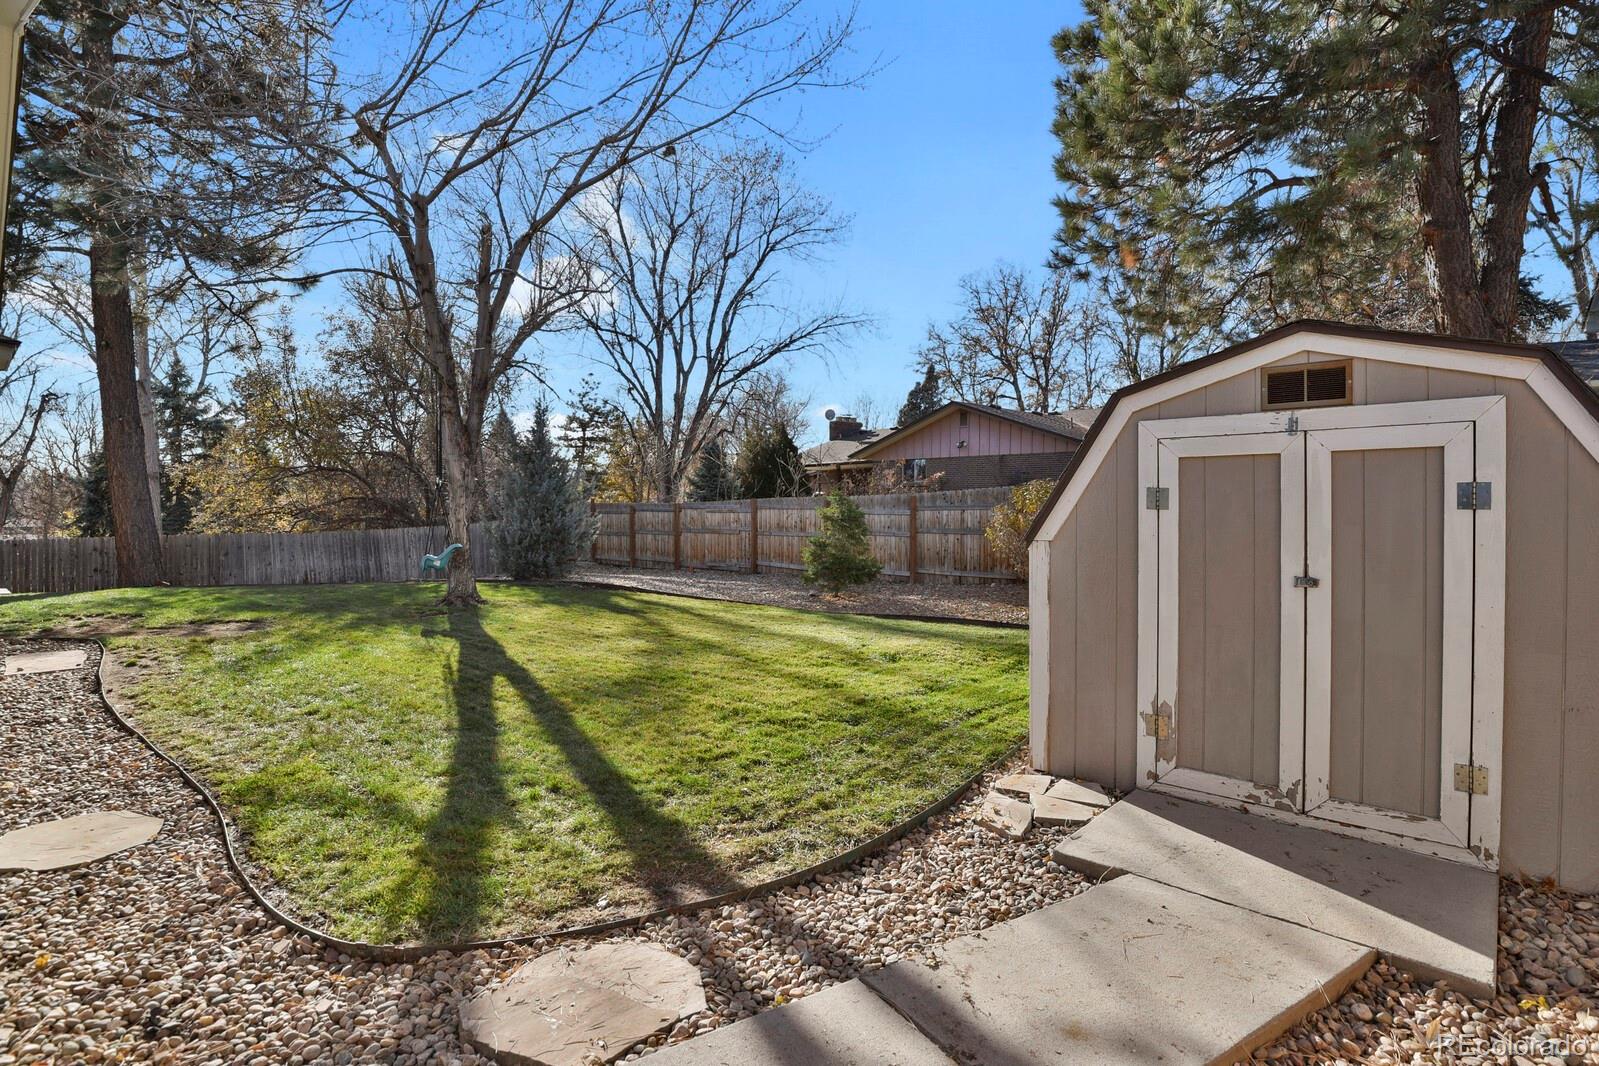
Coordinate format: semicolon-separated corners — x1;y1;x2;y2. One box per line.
1032;348;1599;888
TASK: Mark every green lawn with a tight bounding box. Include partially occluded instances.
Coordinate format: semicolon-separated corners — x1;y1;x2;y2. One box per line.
2;582;1027;943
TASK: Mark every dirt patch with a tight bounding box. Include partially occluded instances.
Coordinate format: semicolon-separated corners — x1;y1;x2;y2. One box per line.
561;565;1027;625
28;618;269;639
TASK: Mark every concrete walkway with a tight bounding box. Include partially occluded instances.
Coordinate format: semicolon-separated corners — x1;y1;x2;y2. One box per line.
645;791;1500;1066
648;874;1373;1066
1051;790;1499;997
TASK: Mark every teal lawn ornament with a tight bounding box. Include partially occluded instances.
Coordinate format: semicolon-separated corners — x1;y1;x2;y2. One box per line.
420;543;464;580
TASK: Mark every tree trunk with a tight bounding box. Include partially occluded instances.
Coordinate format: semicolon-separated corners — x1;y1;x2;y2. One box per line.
437;372;482;605
89;235;164;586
132;271;163;532
0;476;16;531
1479;9;1554;338
1414;54;1496;339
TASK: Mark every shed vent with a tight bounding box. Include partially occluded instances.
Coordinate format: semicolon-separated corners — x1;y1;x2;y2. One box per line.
1262;360;1352;410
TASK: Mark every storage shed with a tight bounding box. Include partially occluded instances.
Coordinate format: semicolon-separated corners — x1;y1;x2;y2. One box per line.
1025;321;1599;889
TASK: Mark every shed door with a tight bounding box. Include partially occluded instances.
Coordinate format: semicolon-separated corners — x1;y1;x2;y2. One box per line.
1137;398;1506;862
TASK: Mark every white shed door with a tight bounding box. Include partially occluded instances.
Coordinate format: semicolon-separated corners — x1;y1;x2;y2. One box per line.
1136;397;1506;864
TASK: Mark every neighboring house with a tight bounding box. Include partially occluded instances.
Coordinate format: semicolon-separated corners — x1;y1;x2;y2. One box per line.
1025;319;1599;893
1548;339;1599;391
802;403;1099;492
800;415;895;492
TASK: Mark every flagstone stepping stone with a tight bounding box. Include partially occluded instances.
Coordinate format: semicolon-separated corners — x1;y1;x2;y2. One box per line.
1042;777;1109;808
1028;794;1097;827
641;978;951;1066
0;811;163;871
975;791;1032;839
460;941;706;1066
993;772;1053;797
4;647;90;675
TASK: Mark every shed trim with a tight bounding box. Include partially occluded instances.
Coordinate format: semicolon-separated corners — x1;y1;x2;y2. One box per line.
1026;320;1599;545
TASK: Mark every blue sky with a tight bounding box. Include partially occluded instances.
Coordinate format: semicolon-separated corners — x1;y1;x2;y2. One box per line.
255;2;1085;448
531;1;1086;445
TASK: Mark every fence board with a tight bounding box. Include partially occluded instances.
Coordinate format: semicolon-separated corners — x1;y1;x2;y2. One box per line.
0;486;1022;594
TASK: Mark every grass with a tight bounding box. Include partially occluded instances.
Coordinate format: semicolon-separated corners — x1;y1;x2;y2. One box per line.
1;582;1027;943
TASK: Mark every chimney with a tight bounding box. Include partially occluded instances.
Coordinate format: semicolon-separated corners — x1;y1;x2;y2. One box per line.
829;414;866;441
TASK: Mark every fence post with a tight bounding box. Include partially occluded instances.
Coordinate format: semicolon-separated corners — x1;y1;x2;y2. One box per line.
628;504;638;567
907;494;919;584
672;502;682;570
748;497;759;574
590;501;598;561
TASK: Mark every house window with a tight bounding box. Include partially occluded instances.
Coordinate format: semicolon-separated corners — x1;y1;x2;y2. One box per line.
903;458;927;481
958;410;969;427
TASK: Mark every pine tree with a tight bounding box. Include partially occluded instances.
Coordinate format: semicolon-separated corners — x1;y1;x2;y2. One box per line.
153;359;229;532
803;490;881;592
478;410;519;520
734;425;808;499
73;451;113;538
493;400;594;580
1050;3;1593;341
559;375;614;487
687;437;737;501
897;365;943;427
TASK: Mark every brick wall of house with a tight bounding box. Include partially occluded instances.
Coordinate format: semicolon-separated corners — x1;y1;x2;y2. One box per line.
919;449;1078;490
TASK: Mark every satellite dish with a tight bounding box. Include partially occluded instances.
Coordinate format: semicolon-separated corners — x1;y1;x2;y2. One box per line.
824;408;836;420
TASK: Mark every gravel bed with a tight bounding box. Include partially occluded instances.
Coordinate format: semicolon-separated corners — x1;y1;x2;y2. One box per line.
8;636;1595;1066
561;563;1028;625
1253;879;1599;1064
0;638;1072;1065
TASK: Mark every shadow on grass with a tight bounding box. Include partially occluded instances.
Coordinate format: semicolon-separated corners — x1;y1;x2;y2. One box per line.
414;606;741;940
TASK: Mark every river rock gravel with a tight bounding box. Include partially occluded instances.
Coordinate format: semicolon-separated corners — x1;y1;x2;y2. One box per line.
1251;878;1599;1064
6;635;1595;1066
0;637;1077;1065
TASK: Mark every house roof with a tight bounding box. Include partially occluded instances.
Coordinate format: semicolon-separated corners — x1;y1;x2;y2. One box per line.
847;401;1096;461
1025;319;1599;545
1549;339;1599;388
800;429;895;468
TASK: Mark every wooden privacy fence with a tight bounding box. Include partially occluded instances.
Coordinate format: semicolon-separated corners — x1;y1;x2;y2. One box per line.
590;486;1018;583
0;524;503;595
0;486;1020;594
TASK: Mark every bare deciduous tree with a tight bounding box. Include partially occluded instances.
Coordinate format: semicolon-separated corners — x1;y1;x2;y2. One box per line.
283;0;854;602
917;263;1104;412
577;146;861;501
0;354;62;530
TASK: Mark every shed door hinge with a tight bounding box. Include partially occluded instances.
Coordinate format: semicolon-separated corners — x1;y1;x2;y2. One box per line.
1141;709;1171;740
1145;486;1170;510
1456;481;1492;510
1453;762;1489;795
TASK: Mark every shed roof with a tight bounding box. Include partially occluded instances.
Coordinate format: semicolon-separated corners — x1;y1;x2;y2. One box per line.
1025;320;1599;545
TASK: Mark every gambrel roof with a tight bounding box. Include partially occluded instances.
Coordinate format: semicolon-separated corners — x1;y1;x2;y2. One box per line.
1025;320;1599;545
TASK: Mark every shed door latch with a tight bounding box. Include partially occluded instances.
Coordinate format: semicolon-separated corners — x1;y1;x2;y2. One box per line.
1145;486;1170;510
1453;763;1489;795
1293;574;1321;589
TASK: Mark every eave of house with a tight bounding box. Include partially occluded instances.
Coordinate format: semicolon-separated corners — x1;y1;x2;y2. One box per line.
848;400;1087;461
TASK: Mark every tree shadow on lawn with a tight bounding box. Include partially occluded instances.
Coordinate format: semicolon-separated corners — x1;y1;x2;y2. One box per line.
414;606;742;940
